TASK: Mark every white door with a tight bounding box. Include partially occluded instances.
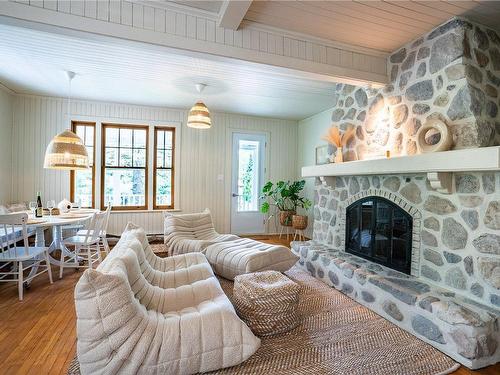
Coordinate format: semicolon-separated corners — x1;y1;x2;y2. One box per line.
230;132;267;234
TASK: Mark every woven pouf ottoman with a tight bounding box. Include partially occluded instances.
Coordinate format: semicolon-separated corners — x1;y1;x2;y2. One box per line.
233;270;300;337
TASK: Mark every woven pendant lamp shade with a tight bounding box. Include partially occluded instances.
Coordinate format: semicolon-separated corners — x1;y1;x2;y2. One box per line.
44;129;89;170
187;101;212;129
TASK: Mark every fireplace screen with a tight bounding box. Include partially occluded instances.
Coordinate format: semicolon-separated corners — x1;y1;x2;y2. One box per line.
346;196;413;274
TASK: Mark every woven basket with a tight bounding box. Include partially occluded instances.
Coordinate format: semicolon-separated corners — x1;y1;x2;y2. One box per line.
233;271;300;336
292;215;308;230
279;210;295;226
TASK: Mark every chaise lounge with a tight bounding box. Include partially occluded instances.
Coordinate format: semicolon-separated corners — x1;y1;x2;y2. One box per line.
164;210;299;280
164;210;239;255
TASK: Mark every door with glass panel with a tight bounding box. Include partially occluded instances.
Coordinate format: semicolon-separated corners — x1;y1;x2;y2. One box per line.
230;133;266;234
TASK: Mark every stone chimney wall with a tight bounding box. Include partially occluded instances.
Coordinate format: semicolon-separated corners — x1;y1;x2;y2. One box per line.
328;18;500;162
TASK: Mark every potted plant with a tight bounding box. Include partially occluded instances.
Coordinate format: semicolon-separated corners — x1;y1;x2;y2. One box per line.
260;180;312;228
287;180;312;230
260;180;294;226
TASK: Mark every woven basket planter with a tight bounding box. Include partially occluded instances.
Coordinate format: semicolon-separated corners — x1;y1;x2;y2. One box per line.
279;210;295;226
233;271;300;337
292;215;308;230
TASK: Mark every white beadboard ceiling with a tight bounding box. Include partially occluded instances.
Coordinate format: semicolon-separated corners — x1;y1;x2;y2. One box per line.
243;1;500;53
146;1;500;53
0;23;337;120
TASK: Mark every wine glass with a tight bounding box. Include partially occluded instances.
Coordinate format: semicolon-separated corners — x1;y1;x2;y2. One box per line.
47;200;55;216
28;201;36;216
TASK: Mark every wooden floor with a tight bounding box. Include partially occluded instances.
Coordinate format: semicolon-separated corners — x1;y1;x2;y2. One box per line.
0;235;498;375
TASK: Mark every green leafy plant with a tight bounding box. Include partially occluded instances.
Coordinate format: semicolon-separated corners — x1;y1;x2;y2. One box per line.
241;155;254;203
260;180;312;215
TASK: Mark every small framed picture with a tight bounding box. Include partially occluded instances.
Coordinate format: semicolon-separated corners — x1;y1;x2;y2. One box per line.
315;145;329;165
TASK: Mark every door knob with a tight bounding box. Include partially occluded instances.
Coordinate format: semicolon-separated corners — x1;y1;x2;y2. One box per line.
232;193;240;197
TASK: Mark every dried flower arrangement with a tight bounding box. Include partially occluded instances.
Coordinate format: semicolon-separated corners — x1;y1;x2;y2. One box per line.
322;125;356;163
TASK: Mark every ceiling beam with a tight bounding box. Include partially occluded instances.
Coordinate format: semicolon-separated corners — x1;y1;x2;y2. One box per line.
218;0;253;30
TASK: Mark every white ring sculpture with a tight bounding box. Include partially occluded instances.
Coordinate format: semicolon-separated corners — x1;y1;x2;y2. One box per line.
416;118;453;153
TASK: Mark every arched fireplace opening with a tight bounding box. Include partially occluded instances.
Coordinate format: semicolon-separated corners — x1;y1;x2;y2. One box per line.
345;196;413;275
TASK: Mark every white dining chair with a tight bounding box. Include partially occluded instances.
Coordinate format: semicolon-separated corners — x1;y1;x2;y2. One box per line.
60;210;107;279
0;213;53;301
76;205;111;255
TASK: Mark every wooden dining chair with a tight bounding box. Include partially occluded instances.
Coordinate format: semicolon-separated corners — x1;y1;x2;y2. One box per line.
76;204;111;255
60;210;107;279
0;213;53;301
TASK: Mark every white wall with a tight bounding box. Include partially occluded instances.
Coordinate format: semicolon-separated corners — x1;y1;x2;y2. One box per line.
0;86;13;204
297;107;333;238
11;94;298;235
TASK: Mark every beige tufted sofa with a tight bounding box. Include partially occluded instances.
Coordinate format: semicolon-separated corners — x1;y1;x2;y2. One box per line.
74;223;260;375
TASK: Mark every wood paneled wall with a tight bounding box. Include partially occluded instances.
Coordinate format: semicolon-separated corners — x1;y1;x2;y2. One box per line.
10;95;298;235
0;87;13;204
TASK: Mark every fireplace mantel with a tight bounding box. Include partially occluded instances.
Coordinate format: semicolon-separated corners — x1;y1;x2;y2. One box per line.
302;146;500;194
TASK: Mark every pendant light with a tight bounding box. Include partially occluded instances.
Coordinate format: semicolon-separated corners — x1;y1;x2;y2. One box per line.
44;71;89;170
187;83;212;129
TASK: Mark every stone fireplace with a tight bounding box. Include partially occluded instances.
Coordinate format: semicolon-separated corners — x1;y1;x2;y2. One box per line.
293;16;500;370
310;172;499;308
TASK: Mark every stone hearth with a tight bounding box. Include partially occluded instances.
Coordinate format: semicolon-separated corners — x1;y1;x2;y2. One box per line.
291;240;500;369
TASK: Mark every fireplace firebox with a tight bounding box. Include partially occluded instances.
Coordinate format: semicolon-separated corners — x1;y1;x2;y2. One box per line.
345;196;412;274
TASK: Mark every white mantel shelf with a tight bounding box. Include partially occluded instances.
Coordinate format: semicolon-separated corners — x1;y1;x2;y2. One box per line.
302;147;500;194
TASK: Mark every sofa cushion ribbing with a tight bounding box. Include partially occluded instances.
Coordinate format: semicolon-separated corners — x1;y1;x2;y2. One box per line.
204;238;299;280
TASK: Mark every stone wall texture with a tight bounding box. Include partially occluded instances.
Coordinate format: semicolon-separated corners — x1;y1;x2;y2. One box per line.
312;172;500;309
329;18;500;162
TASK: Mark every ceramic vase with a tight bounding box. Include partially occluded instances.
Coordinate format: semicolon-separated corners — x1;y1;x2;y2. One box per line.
334;147;343;163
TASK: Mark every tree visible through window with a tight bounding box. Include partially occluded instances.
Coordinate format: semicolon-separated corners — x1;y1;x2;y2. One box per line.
71;122;95;208
101;124;148;210
154;127;175;209
237;140;259;212
242;155;254;204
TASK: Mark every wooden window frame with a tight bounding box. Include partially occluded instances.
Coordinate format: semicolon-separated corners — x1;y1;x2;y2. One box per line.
70;121;96;208
101;123;149;211
153;126;176;210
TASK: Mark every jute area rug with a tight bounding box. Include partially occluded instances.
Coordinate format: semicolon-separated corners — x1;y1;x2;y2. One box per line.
68;259;459;374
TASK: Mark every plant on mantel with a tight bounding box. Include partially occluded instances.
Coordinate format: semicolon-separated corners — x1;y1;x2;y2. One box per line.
260;180;312;229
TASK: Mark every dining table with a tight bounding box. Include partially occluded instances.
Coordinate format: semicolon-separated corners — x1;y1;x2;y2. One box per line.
24;208;98;283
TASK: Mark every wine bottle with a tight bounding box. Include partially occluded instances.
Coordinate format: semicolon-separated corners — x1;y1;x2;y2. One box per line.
35;191;43;218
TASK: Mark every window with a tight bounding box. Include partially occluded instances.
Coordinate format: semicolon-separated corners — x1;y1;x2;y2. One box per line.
70;121;95;208
101;124;148;210
154;127;175;209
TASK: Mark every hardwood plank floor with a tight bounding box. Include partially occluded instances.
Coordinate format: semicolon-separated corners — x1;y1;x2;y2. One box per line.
0;235;498;374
